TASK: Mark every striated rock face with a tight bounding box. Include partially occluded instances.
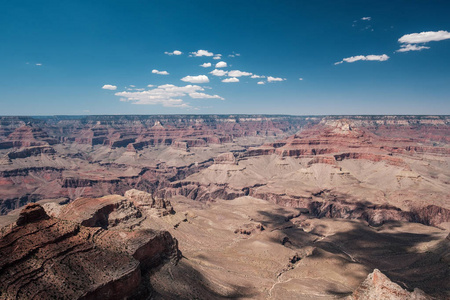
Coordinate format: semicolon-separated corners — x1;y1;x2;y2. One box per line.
124;189;174;216
248;117;450;160
6;145;55;159
347;269;431;300
0;203;180;300
57;195;144;229
0;125;57;149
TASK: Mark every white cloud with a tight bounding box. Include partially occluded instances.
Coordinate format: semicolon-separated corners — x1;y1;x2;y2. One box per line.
250;74;265;78
35;63;42;66
299;78;303;81
361;17;371;21
396;31;450;53
189;92;224;100
129;85;135;87
215;61;228;68
213;54;222;60
210;69;228;76
267;76;286;82
334;54;389;65
147;84;154;87
115;84;222;107
200;62;212;68
152;69;169;75
190;49;214;57
165;50;182;55
227;70;252;77
181;75;210;83
102;84;117;90
398;30;450;44
396;44;430;52
257;81;265;85
222;77;239;83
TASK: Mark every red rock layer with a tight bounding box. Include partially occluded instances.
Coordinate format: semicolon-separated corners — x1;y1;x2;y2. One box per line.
248;118;450;162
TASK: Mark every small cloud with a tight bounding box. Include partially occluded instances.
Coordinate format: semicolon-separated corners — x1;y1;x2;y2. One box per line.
83;109;90;113
222;77;239;83
210;69;228;76
213;54;222;60
257;81;265;85
396;44;430;52
335;54;389;65
35;63;42;66
147;84;154;87
189;92;224;100
215;61;227;68
250;74;265;79
181;75;210;83
152;69;169;75
228;70;252;77
190;49;214;57
165;50;182;55
129;85;135;87
102;84;117;90
200;62;212;68
267;76;286;82
361;17;371;21
299;78;303;81
398;30;450;44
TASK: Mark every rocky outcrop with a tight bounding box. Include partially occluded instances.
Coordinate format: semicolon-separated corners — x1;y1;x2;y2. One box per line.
214;152;237;165
124;189;174;216
0;203;180;300
15;203;49;226
347;269;431;300
57;195;144;229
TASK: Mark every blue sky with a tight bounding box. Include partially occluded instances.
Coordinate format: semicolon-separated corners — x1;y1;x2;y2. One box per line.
1;0;450;115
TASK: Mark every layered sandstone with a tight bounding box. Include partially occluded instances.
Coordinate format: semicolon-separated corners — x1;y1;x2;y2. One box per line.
0;202;180;300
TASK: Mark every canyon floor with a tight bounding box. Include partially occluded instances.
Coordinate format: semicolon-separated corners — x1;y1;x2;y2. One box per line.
0;115;449;299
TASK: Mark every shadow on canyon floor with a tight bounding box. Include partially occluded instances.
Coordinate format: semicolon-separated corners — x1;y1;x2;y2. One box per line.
255;209;449;298
145;258;257;300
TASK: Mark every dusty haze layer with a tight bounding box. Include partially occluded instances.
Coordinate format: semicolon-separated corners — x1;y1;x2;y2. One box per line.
0;114;449;299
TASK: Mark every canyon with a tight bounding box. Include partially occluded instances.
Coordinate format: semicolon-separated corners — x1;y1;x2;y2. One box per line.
0;114;449;299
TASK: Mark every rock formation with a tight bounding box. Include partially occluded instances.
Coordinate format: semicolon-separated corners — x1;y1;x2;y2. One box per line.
56;194;145;229
124;189;174;216
0;202;180;300
347;269;431;300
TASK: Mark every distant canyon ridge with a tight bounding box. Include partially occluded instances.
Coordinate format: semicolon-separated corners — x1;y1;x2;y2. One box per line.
0;115;448;222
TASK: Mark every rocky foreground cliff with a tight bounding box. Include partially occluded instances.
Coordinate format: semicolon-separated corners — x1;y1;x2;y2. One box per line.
0;193;180;300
